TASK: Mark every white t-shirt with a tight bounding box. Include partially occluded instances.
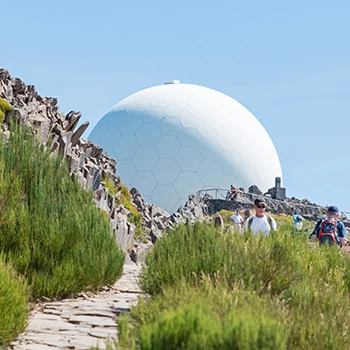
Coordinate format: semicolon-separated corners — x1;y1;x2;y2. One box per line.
244;215;277;235
230;213;243;224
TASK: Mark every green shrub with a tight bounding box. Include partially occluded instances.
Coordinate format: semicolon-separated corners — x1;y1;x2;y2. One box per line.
0;97;12;123
103;177;144;243
0;256;28;347
118;283;287;350
136;221;350;349
139;222;227;296
0;125;125;298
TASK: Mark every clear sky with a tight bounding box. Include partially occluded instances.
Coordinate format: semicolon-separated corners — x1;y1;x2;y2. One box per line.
2;0;349;214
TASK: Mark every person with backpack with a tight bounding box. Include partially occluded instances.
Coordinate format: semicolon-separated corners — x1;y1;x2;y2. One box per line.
293;211;303;230
244;198;277;235
310;206;347;246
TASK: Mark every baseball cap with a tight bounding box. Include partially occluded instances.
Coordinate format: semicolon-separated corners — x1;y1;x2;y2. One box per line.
254;198;266;206
327;205;338;213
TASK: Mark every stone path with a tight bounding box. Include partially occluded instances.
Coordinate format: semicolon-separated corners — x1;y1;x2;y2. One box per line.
11;263;142;350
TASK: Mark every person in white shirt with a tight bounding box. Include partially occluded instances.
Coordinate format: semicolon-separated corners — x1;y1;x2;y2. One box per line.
244;198;277;235
230;209;244;232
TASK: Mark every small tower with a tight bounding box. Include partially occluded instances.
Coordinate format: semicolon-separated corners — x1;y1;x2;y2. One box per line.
266;177;286;200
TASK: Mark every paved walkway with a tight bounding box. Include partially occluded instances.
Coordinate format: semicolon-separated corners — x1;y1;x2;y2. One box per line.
11;263;142;350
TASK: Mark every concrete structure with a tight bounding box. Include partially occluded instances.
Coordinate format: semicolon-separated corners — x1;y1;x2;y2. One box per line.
89;82;282;213
266;177;286;200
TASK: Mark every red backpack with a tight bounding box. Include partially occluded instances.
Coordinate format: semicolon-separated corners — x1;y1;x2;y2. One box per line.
317;218;338;243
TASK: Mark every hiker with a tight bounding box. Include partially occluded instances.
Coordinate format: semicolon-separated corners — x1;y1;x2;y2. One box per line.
230;209;244;232
310;206;347;246
244;198;277;235
293;211;303;230
226;185;237;200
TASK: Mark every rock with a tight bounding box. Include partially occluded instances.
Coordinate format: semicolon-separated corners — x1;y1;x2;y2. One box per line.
248;185;263;195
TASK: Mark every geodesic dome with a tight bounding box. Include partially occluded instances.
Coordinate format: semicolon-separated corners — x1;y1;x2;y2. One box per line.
89;82;282;213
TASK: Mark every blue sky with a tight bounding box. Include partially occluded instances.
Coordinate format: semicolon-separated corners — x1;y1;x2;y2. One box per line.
2;0;350;214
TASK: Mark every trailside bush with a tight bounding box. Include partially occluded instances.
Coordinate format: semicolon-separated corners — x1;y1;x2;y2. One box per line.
0;97;12;123
0;256;28;347
117;283;288;350
0;126;125;298
136;221;350;349
139;222;227;296
140;221;350;298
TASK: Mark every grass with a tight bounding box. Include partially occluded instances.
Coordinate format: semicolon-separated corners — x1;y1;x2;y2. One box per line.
0;125;125;299
0;256;28;348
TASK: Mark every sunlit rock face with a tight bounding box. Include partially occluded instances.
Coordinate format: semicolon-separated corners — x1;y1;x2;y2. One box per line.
89;82;282;213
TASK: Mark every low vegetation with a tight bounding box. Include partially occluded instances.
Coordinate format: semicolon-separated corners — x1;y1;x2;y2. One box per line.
0;125;125;345
116;220;350;349
104;176;144;242
0;256;28;347
0;97;12;123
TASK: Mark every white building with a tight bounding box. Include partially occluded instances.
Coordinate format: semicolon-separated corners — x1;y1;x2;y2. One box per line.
89;82;282;213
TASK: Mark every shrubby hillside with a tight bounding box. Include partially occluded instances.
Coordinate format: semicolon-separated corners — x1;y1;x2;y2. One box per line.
0;122;125;347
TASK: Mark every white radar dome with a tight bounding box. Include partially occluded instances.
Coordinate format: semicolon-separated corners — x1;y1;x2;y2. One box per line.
89;83;282;213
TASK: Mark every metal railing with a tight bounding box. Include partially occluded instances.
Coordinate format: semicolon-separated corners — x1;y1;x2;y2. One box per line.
196;188;230;200
196;188;350;219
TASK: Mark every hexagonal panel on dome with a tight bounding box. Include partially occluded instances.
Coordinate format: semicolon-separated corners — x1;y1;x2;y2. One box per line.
117;159;138;183
126;101;144;115
196;119;218;138
155;135;181;158
133;98;152;112
188;101;210;119
143;194;152;205
219;150;243;177
198;138;223;160
150;98;168;108
175;147;204;171
114;135;138;160
177;127;203;147
119;116;143;135
178;110;199;128
219;174;241;190
241;164;260;187
216;128;241;150
165;103;187;117
104;148;117;160
132;146;158;171
105;109;128;128
95;127;120;152
136;124;162;146
131;171;157;196
151;184;179;214
198;160;225;186
159;116;183;136
173;198;186;211
142;106;166;123
89;123;109;145
153;158;180;184
174;172;204;198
